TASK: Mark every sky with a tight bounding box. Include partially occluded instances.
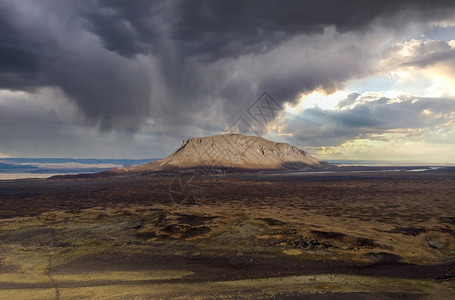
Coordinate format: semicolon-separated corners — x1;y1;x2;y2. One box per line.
1;0;455;162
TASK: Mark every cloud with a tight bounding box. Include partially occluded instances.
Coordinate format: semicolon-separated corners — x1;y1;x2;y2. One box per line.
269;92;455;162
274;93;455;147
0;1;155;131
374;38;455;97
1;0;455;134
337;93;361;109
0;88;182;158
2;0;455;158
380;39;455;69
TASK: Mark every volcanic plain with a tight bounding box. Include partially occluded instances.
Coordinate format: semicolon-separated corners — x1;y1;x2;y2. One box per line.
0;169;454;299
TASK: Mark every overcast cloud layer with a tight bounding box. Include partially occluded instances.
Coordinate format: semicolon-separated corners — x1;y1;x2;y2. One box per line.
1;0;455;160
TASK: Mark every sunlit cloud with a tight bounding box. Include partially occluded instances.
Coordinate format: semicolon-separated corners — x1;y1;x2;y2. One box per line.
284;90;351;114
269;90;455;163
376;38;455;97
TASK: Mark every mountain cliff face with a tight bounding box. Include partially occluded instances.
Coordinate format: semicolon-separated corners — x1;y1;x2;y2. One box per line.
107;133;330;175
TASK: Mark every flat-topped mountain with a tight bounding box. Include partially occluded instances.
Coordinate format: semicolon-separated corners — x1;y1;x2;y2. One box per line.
104;133;331;175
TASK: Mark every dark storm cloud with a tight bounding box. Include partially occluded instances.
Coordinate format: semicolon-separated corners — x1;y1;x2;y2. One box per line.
85;0;329;59
337;93;361;109
0;3;46;89
88;0;455;59
1;0;455;132
81;0;165;57
282;96;455;147
0;1;153;131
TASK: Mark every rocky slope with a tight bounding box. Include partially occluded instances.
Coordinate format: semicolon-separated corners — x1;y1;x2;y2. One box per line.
105;133;330;175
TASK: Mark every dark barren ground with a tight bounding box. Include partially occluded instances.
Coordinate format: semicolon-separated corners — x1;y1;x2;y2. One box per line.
0;169;454;299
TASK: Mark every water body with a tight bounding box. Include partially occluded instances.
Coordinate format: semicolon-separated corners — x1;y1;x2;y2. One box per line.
0;158;159;180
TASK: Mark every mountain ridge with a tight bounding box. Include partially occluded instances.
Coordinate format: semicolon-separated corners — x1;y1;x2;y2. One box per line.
100;133;331;176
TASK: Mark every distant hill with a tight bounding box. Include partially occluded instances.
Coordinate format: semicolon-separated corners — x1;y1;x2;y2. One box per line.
101;133;331;176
